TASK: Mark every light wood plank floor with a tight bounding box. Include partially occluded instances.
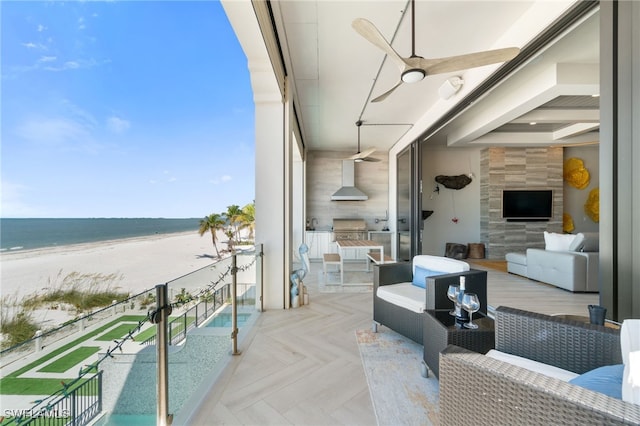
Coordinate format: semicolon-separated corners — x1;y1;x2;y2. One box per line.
185;260;599;425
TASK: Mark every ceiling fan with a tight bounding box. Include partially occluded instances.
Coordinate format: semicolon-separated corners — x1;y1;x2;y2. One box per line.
352;0;520;102
347;120;380;162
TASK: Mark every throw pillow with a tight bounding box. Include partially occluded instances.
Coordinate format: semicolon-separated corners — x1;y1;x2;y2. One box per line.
411;266;443;289
568;232;586;251
544;231;578;251
569;364;624;399
621;319;640;404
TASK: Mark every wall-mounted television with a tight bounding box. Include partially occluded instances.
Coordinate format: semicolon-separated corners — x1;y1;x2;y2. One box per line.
502;190;553;221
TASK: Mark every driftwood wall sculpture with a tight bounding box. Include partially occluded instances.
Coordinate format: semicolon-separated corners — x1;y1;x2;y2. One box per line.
435;174;472;190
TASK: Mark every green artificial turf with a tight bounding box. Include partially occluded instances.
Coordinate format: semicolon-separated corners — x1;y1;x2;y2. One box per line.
95;323;139;341
0;315;147;395
0;377;93;395
132;324;156;342
38;346;101;373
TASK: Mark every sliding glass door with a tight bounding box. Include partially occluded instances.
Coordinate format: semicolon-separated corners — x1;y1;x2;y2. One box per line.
396;142;422;261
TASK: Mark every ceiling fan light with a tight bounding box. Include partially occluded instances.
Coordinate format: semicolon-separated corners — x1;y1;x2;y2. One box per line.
354;158;364;163
401;69;425;83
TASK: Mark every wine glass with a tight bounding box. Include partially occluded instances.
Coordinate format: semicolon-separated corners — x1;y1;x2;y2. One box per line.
446;285;460;316
461;293;480;329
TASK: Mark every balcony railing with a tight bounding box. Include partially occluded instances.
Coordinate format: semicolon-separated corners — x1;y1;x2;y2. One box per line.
9;371;102;426
1;246;262;426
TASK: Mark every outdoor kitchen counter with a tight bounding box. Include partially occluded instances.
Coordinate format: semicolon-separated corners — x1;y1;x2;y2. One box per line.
304;231;335;260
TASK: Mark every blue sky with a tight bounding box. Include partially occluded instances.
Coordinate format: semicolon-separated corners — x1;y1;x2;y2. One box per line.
1;1;255;218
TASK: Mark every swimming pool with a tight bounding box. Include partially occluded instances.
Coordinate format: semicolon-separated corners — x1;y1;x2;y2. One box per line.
204;312;252;328
97;413;155;425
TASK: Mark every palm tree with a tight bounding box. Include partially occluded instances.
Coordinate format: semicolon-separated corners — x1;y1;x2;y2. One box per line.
198;213;226;258
225;204;243;242
225;229;235;252
240;201;255;241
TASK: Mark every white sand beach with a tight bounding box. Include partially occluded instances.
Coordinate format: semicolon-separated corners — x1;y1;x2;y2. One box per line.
0;231;231;301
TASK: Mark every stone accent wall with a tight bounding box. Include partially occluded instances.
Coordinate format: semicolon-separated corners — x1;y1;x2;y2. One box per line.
480;147;563;259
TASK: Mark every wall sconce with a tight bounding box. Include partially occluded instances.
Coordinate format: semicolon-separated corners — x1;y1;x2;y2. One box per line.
438;76;464;100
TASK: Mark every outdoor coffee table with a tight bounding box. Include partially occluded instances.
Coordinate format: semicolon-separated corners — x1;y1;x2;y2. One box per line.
422;309;495;378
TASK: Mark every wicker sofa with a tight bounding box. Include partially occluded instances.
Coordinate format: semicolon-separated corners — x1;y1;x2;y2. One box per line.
372;256;487;344
439;306;640;425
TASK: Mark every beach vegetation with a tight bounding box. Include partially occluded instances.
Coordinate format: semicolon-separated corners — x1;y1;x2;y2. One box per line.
21;271;129;314
198;213;226;258
1;271;130;348
138;292;156;309
0;309;39;349
174;288;194;305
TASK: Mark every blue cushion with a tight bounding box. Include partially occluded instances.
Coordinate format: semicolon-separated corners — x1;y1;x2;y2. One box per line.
411;266;444;289
568;364;624;399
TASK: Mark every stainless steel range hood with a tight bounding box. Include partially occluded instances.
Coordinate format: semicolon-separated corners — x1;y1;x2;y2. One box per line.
331;160;368;201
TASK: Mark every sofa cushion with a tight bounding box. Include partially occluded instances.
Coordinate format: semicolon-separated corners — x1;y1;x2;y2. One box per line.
376;283;425;313
411;266;446;289
621;319;640;404
569;364;624;399
544;231;581;251
486;349;579;381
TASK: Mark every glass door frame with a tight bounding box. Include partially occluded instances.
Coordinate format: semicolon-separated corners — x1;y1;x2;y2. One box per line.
396;141;422;261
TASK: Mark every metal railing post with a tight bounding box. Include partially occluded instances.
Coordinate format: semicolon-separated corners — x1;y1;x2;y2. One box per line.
155;284;172;426
231;254;240;355
259;243;264;312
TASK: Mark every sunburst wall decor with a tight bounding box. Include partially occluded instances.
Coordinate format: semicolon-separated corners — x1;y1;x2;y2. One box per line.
584;188;600;222
564;157;590;189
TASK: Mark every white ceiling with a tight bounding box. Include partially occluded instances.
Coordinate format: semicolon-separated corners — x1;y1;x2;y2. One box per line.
270;0;599;155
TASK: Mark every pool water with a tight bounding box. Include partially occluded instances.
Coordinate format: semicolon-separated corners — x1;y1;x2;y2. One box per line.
99;414;155;425
205;312;251;327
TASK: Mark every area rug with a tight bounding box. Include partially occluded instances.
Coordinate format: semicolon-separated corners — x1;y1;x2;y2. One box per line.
356;328;439;425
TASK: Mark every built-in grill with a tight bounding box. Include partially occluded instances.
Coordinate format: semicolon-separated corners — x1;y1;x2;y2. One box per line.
332;218;368;241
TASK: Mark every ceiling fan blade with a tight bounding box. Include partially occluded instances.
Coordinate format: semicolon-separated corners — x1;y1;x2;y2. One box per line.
347;147;376;160
352;18;408;72
419;47;520;76
361;156;381;162
371;80;404;103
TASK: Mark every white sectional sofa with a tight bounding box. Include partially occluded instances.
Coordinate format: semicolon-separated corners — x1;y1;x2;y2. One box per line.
506;231;599;293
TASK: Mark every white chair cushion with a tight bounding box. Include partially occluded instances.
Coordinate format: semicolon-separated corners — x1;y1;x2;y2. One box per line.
621;319;640;404
486;349;579;382
376;283;425;313
412;254;469;275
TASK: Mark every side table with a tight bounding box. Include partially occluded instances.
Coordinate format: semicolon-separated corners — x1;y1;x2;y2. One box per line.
422;309;495;378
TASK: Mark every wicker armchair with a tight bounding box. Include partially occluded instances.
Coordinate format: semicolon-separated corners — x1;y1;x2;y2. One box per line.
439;306;640;425
372;262;487;344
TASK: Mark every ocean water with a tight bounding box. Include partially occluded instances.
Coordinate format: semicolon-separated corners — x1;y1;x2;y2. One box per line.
0;218;200;252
